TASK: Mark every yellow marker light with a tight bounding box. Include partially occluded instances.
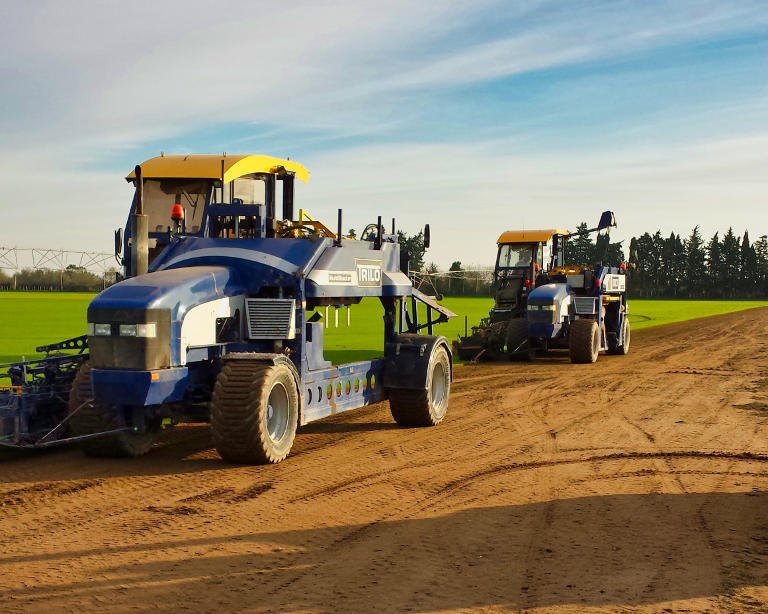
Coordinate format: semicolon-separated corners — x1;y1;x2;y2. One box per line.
151;373;160;382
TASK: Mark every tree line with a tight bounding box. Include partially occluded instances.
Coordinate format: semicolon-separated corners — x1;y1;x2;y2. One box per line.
0;266;115;292
628;227;767;299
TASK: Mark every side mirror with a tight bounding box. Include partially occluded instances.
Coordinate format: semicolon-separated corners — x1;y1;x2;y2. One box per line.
114;228;123;257
423;224;431;249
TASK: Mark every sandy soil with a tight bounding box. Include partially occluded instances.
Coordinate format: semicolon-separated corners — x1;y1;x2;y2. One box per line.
1;308;768;613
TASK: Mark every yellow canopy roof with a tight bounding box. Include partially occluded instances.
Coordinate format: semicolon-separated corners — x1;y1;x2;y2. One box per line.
126;154;310;183
497;228;570;244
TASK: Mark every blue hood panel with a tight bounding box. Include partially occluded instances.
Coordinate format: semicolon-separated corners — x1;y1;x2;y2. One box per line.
528;283;570;304
91;266;244;320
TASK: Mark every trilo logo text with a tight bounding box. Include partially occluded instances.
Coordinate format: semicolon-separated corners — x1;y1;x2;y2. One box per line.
356;259;382;287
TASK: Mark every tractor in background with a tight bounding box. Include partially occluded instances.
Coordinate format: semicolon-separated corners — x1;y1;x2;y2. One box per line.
453;228;567;361
455;211;629;363
2;154;456;461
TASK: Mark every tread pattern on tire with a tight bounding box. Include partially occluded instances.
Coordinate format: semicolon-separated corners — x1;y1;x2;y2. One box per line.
211;360;298;464
389;345;450;427
68;362;158;458
569;319;599;364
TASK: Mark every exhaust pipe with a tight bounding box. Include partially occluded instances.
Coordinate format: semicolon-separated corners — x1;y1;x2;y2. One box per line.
131;164;149;277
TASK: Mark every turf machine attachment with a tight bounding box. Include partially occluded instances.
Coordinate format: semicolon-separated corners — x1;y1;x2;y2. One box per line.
0;336;90;449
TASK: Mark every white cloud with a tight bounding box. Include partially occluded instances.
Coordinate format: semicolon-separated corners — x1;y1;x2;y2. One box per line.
0;0;766;266
303;135;768;266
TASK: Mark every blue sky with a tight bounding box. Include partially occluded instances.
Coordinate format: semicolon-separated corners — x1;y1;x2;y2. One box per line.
0;0;766;267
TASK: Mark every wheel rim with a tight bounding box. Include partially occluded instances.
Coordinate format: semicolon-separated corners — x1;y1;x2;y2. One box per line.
430;360;448;416
592;326;599;356
266;382;290;443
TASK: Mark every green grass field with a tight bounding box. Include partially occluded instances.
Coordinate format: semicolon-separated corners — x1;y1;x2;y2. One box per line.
1;292;766;364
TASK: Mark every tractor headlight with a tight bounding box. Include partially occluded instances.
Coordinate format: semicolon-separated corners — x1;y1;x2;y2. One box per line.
527;305;540;311
118;323;157;338
539;304;556;311
91;323;112;336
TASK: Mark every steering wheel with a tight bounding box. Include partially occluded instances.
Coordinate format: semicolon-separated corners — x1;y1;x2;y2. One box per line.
361;223;379;242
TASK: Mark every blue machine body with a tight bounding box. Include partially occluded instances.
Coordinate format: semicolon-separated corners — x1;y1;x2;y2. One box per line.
525;265;629;354
1;155;455;450
88;203;451;429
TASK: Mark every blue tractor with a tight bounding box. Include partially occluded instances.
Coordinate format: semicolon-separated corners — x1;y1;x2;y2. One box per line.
454;211;629;363
522;211;630;363
2;154;455;461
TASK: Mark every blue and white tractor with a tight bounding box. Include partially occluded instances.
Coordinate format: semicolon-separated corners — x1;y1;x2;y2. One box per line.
454;228;568;360
455;211;629;363
2;154;455;461
516;211;630;363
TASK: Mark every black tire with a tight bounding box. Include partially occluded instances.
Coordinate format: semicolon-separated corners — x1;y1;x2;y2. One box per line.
211;360;299;464
569;319;600;364
504;319;529;358
68;362;160;458
614;318;630;355
390;345;451;427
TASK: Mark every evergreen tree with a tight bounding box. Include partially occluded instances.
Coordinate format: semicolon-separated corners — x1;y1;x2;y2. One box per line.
721;227;740;298
566;223;594;265
684;226;706;298
706;232;723;298
755;235;768;296
740;231;758;296
632;232;658;297
396;230;426;273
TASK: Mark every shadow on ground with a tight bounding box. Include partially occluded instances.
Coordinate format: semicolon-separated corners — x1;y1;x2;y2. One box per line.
1;491;766;611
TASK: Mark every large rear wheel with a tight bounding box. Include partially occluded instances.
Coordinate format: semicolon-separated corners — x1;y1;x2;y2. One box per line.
390;345;451;427
569;319;600;364
68;362;160;457
211;360;299;464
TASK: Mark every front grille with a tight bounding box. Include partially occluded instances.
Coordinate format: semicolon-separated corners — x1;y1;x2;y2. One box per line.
246;299;296;339
528;310;556;324
87;307;171;370
574;297;597;315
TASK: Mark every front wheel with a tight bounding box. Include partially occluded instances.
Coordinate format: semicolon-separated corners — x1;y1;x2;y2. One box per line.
211;360;299;464
390;345;451;427
569;319;600;364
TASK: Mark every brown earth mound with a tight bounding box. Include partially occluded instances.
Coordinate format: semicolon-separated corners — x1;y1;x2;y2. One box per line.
1;308;767;612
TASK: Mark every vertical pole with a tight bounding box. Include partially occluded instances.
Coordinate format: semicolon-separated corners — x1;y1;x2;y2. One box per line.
381;297;397;343
264;174;276;238
282;175;295;221
131;165;148;277
220;159;225;203
334;209;342;246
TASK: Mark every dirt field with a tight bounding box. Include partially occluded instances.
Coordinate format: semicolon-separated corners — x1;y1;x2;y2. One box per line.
1;308;767;613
